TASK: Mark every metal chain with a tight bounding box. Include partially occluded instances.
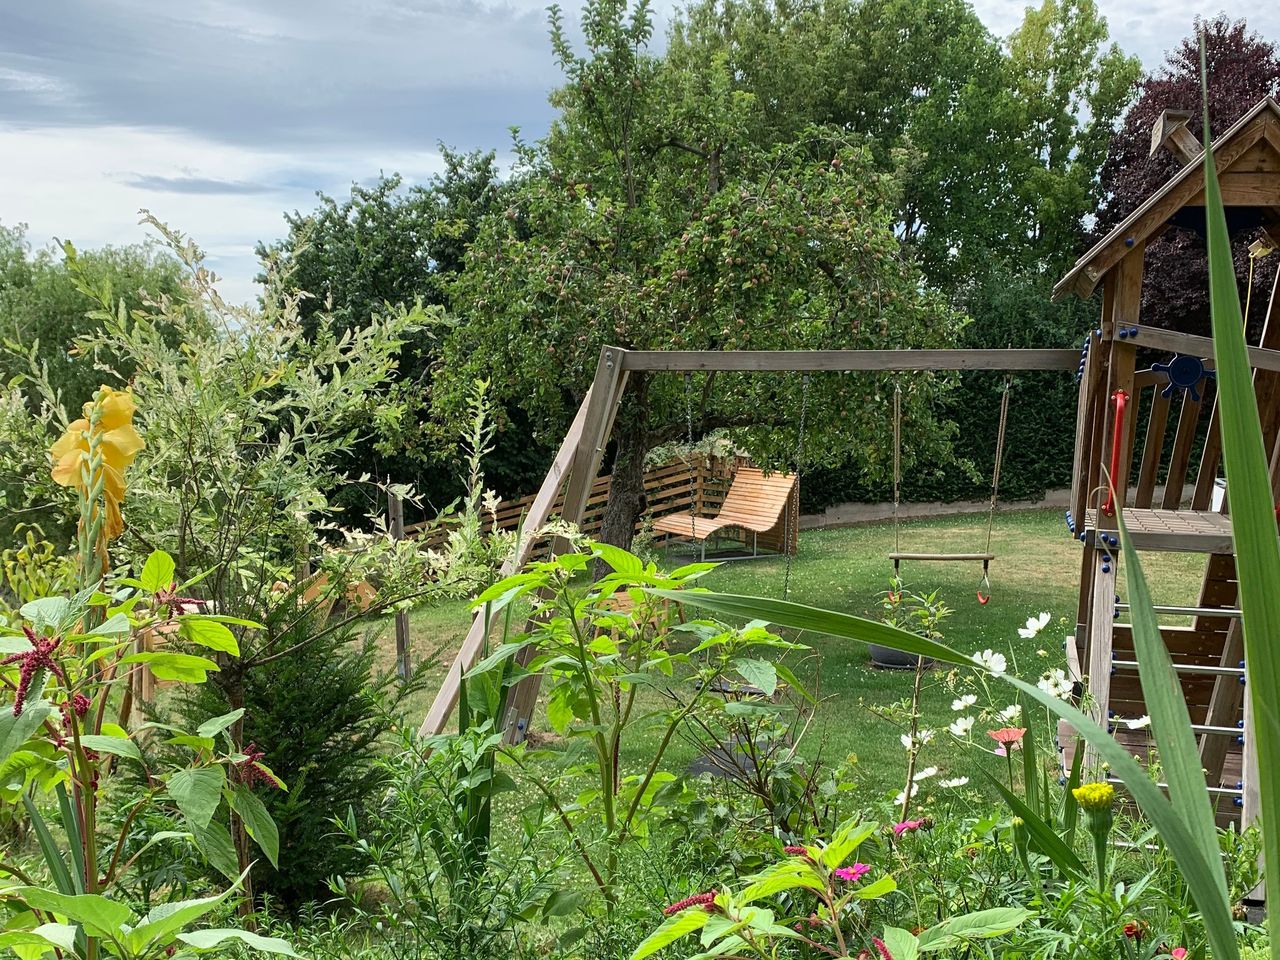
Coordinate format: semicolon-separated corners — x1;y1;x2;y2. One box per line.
984;374;1013;557
683;372;697;545
782;374;811;600
892;378;902;557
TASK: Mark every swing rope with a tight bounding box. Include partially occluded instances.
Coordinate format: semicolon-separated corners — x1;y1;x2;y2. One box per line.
977;375;1013;604
782;373;811;601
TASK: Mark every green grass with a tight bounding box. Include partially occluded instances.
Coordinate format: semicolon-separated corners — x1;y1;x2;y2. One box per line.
392;508;1206;797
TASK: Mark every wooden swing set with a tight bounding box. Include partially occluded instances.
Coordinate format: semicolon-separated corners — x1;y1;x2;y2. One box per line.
417;346;1077;743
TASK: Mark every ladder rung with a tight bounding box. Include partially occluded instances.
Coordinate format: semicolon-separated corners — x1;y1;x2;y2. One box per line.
1111;659;1245;677
1110;718;1242;736
1107;777;1242;797
1114;604;1242;618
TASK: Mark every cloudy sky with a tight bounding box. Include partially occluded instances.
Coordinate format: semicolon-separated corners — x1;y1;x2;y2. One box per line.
1;1;1277;304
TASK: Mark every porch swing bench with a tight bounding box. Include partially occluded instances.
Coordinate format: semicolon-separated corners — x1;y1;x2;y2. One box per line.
652;466;797;561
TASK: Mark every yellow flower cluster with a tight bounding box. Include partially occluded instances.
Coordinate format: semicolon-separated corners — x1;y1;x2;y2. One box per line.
1072;781;1115;811
50;387;144;540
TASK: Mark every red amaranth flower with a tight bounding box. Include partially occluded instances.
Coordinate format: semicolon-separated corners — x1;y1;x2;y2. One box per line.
234;743;284;790
783;845;809;856
152;582;207;618
872;936;895;959
2;627;66;717
662;891;717;916
70;693;91;717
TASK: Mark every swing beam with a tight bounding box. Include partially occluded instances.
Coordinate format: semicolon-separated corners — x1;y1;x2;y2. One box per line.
417;345;1080;742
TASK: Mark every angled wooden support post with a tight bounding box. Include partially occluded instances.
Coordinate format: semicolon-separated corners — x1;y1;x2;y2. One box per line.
389;494;411;680
502;346;631;743
415;386;596;739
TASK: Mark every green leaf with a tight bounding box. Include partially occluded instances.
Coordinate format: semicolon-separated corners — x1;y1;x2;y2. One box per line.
0;924;77;952
1;701;52;766
121;651;220;682
196;708;245;740
86;612;131;637
629;906;713;960
1117;508;1225;901
542;888;589;919
916;907;1032;951
732;658;777;697
821;820;876;869
139;551;177;592
177;617;240;655
78;734;142;761
984;773;1086;878
738;862;825;902
176;928;301;956
1200;47;1280;956
189;817;240;881
231;784;280;868
462;640;529;680
14;888;135;938
167;767;227;828
850;875;897;899
772;662;815;703
594;542;643;575
23;794;79;895
125;887;238;954
881;928;920;960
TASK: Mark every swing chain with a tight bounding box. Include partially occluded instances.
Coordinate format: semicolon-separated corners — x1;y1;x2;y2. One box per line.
683;372;697;545
782;373;811;600
892;377;902;557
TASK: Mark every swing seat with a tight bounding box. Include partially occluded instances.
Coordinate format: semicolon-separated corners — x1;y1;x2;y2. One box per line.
653;467;797;552
888;552;996;562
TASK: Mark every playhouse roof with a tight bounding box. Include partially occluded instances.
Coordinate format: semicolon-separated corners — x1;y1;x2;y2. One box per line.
1054;96;1280;301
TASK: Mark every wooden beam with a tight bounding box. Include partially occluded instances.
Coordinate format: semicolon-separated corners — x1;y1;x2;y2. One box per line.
1124;324;1280;374
415;389;594;739
618;349;1079;373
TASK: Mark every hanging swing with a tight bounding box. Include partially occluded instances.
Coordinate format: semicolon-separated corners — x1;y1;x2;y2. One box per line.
888;374;1012;605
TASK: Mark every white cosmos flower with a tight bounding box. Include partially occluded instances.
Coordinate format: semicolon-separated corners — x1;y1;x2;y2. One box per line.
971;649;1008;676
918;729;935;745
951;695;977;711
999;704;1022;722
900;734;914;750
1018;612;1052;639
894;783;920;806
913;766;938;782
940;777;969;788
949;716;975;737
1122;715;1152;729
1037;668;1073;700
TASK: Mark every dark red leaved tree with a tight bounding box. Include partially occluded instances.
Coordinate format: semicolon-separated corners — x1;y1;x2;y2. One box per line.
1094;16;1280;336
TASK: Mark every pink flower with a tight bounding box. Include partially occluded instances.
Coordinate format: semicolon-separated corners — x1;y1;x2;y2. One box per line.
872;936;894;960
663;891;717;916
987;726;1026;747
834;862;871;883
1171;949;1188;960
1;627;66;717
893;819;925;836
783;845;809;857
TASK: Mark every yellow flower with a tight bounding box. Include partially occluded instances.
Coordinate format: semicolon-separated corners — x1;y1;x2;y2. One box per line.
50;387;144;540
1072;782;1115;811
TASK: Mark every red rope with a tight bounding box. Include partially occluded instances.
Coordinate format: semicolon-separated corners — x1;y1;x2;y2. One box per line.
1102;389;1129;517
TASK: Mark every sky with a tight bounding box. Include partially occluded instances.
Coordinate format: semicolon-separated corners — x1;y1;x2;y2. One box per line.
1;1;1277;305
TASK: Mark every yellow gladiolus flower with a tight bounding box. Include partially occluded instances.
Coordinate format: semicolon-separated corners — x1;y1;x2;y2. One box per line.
50;386;144;540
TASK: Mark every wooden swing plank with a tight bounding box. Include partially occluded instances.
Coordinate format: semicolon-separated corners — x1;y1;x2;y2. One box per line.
888;552;996;562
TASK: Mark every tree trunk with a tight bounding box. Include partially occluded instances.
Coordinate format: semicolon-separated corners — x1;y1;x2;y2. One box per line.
597;381;651;552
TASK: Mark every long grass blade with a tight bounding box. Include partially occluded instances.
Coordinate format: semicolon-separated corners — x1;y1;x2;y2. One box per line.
1198;39;1280;936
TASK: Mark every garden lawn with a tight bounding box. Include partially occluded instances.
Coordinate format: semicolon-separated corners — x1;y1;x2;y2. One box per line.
398;507;1205;796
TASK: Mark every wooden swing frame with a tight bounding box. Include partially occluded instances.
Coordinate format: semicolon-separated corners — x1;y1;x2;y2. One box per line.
416;346;1079;742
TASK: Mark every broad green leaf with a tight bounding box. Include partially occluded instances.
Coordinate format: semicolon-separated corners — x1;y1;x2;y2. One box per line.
176;928;300;956
78;735;142;761
19;597;71;633
542;889;589;919
231;784;280;868
821;819;875;869
881;928;919;960
167;766;226;828
14;888;135;938
594;542;643;575
984;774;1086;878
196;708;245;740
1;701;52;766
0;925;76;952
189;817;240;881
629;905;713;960
462;641;529;680
86;613;131;637
850;875;897;899
916;906;1032;951
177;617;239;655
773;662;814;703
738;862;825;903
139;551;177;592
121;651;219;682
1200;46;1280;953
22;793;78;895
732;658;777;697
125;887;238;954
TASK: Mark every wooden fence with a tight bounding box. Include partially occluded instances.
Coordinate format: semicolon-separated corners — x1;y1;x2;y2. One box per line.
407;453;798;554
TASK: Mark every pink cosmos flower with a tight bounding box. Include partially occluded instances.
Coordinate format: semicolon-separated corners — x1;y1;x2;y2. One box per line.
1171;950;1188;960
987;726;1026;746
834;862;871;883
893;818;925;836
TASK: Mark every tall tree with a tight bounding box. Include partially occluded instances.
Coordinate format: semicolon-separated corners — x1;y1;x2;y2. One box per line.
1094;16;1280;335
437;0;962;547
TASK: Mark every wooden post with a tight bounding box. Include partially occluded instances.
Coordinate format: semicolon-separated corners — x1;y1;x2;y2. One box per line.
389;493;410;681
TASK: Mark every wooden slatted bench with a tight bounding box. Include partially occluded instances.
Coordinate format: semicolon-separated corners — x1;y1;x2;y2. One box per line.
652;466;796;559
